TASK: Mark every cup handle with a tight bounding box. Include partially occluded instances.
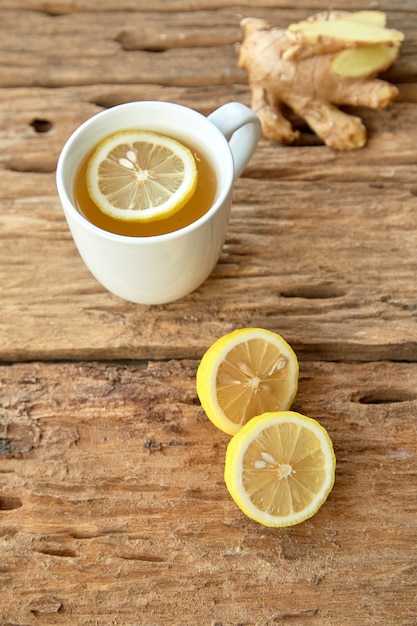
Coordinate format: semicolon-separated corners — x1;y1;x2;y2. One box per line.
208;103;261;180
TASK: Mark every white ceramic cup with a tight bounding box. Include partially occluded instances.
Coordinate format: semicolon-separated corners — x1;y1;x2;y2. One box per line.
56;101;261;304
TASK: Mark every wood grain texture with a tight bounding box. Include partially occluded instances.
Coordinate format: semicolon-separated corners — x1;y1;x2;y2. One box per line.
0;2;415;363
1;359;417;625
4;0;417;13
0;88;417;362
0;7;415;88
0;1;416;624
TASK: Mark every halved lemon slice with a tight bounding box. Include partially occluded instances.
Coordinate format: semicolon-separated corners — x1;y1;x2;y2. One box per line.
196;328;299;435
224;411;336;527
86;130;198;222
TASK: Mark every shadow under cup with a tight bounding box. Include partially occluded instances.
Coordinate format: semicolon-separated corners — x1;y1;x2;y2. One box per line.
56;102;236;305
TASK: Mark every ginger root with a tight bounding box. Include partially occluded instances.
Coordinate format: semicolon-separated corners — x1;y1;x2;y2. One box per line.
238;11;404;150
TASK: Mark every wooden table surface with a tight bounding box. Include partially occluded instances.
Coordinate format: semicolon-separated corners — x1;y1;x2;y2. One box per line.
1;1;416;624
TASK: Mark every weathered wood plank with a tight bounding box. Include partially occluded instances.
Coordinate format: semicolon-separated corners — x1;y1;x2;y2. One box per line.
0;83;416;363
4;0;417;14
1;359;416;624
0;86;416;177
1;173;417;362
0;7;414;88
5;7;414;41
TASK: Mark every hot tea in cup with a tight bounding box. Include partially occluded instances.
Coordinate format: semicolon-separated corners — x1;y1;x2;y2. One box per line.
56;101;261;304
73;134;217;238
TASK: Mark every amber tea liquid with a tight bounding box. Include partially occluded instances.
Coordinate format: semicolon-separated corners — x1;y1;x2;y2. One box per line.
73;134;217;237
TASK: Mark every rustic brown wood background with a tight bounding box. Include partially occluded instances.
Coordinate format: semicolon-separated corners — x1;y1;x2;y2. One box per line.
1;1;416;624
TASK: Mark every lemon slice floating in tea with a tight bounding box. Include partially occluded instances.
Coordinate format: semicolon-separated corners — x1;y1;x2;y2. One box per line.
224;411;336;527
196;328;299;435
86;130;198;222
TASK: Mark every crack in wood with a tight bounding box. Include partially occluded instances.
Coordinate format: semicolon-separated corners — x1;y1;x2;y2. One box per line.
120;553;166;562
35;547;77;558
144;436;190;453
0;496;23;511
0;437;14;456
357;390;416;404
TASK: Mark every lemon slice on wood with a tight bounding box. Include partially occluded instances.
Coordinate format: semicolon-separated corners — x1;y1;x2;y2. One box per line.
196;328;299;435
86;130;198;222
224;411;336;527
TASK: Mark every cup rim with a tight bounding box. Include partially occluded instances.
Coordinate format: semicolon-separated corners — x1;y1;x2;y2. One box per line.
56;101;235;243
